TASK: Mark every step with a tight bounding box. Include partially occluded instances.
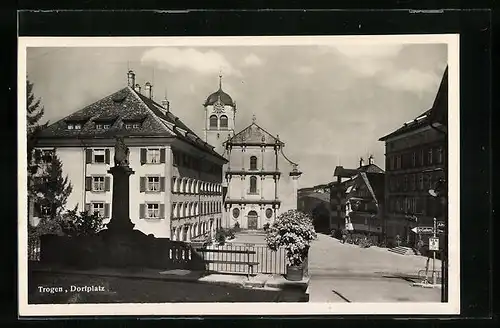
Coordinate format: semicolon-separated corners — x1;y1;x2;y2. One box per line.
388;246;416;256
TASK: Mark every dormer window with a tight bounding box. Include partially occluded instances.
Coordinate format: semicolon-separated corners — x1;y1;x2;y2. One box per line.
67;122;82;130
124;122;141;129
96;123;111;130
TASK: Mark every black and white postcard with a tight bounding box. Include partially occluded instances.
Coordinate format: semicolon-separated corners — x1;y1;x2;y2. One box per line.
18;34;460;316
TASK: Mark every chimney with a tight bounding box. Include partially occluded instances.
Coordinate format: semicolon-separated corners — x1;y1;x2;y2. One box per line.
368;155;374;165
359;157;364;167
161;99;170;112
144;82;153;99
134;83;141;93
127;70;135;87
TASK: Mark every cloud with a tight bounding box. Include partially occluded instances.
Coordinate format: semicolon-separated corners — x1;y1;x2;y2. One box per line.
380;68;439;93
296;66;314;75
141;47;241;76
243;53;263;66
333;44;404;58
321;44;403;77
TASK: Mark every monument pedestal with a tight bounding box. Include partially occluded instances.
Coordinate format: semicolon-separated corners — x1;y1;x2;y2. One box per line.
105;165;135;233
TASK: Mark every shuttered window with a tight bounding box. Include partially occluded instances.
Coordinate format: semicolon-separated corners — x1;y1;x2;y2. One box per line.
85;149;110;164
141;148;166;164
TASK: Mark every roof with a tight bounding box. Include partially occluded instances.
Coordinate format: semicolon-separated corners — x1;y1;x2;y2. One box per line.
204;87;235;107
379;66;448;141
334;163;384;178
225;122;284;146
38;86;225;160
356;163;385;174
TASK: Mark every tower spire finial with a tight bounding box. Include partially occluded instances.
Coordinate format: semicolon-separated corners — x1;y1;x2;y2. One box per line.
252;114;256;123
218;71;222;90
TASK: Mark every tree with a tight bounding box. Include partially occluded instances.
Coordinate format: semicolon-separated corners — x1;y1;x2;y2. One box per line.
33;153;73;220
27;79;48;197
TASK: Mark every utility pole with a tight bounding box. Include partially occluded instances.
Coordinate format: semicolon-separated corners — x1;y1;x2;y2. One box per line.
432;217;437;285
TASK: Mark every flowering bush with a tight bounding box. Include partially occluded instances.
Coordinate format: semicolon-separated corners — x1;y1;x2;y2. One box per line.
265;209;317;266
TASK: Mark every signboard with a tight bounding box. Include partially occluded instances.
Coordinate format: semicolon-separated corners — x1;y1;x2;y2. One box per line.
429;237;440;251
411;227;444;235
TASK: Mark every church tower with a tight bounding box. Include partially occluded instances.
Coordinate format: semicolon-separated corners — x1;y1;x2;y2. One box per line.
203;75;236;155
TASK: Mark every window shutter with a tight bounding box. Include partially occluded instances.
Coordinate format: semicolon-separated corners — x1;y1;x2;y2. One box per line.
85;177;92;191
140;148;147;165
105;177;111;191
159;204;165;219
85;203;91;212
160;148;166;163
160;177;165;192
140;177;146;192
105;149;110;164
139;203;146;219
85;149;93;164
104;203;110;218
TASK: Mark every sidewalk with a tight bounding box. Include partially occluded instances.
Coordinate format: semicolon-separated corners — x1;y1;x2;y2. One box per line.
29;261;308;293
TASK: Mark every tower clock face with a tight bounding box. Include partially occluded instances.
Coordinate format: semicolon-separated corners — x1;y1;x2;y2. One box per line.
214;101;225;113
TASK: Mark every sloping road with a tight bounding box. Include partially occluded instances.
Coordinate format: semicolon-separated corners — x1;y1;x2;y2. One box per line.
307;234;442;302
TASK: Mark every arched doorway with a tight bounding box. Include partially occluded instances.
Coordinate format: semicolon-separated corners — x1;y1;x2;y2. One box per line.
247;210;258;230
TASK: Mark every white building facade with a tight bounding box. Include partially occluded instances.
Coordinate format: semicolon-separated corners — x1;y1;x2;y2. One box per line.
32;71;227;240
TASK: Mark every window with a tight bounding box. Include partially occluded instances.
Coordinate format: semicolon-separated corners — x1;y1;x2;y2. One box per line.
428;148;433;165
233;208;240;218
93;176;105;191
250;156;258;170
40;204;51;217
403;175;408;191
125;122;141;129
147;176;160;192
412;152;416;167
172;203;177;218
220;115;228;129
147;203;160;219
209;115;218;128
177;203;183;217
437;147;443;164
92;202;105;217
41;150;54;163
396;156;401;169
389;157;395;170
418;173;424;190
67;123;74;130
93;149;105;163
147;149;160;164
249;176;257;193
428;174;433;189
74;123;81;130
411;174;416;190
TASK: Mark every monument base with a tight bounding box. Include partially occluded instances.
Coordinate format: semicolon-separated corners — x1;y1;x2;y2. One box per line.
39;231;206;271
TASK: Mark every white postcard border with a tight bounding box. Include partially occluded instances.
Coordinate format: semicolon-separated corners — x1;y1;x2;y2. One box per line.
18;34;460;316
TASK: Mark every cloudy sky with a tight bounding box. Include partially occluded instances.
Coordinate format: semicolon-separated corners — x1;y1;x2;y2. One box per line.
26;42;447;188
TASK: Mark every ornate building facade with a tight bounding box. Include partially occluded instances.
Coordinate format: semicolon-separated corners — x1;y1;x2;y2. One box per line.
32;70;227;240
202;77;302;230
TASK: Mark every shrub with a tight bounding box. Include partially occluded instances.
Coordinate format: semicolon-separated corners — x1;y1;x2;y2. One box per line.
59;206;104;237
265;209;317;266
215;229;226;244
226;228;235;239
263;223;270;232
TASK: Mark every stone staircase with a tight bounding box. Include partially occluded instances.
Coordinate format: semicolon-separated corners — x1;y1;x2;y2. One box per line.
388;246;417;256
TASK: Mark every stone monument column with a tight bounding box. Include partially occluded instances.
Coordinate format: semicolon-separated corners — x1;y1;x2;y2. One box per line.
106;136;135;233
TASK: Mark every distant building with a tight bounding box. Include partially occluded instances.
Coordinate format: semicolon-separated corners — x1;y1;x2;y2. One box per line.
378;67;448;246
33;70;227;240
329;156;385;240
202;76;302;230
298;185;331;233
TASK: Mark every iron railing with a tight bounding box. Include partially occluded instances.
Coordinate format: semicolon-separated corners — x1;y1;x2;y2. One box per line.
195;243;287;275
28;237;40;261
